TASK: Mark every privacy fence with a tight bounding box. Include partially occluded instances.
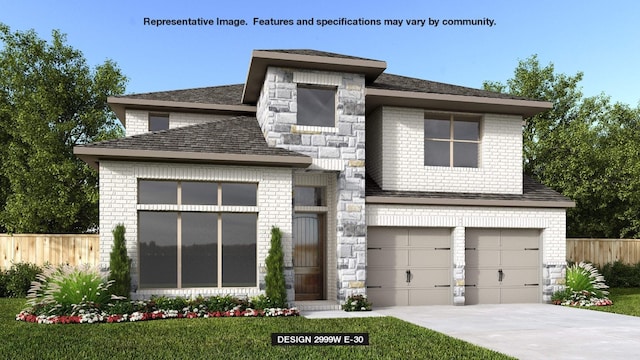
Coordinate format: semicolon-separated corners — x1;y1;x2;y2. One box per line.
3;235;639;270
0;234;99;270
567;238;640;267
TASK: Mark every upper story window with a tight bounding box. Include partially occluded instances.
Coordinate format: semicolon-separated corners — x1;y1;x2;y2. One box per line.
148;114;169;131
424;113;481;168
297;86;336;127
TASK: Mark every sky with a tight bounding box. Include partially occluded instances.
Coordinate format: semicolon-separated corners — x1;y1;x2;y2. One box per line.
2;0;639;107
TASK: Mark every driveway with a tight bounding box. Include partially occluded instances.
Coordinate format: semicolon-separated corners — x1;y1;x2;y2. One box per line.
374;304;640;360
304;304;640;359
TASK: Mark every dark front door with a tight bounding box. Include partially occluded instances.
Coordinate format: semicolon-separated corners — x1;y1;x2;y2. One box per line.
293;214;324;300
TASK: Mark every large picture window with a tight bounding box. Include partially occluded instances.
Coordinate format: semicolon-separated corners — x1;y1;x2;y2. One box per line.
424;113;481;168
297;86;336;127
137;180;257;289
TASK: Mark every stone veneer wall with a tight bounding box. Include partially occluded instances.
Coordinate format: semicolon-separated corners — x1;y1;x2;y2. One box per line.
99;160;294;300
256;67;366;301
366;204;567;304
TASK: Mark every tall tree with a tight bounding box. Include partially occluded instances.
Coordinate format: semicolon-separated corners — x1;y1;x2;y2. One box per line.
0;23;126;233
483;55;584;178
484;56;640;238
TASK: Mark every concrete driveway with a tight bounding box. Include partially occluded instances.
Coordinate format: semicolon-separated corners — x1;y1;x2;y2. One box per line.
304;304;640;359
373;304;640;360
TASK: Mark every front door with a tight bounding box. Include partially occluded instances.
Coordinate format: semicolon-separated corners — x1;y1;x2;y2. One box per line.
293;214;324;300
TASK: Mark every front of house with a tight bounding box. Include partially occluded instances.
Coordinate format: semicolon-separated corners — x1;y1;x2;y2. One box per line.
74;50;574;306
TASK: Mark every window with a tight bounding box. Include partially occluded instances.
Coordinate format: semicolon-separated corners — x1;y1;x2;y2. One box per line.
148;114;169;131
424;113;480;168
297;86;336;127
137;180;257;289
294;186;325;206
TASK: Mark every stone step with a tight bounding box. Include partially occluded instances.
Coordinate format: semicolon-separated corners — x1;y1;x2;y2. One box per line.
294;301;341;311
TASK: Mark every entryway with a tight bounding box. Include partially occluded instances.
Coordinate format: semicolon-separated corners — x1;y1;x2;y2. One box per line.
293;214;325;300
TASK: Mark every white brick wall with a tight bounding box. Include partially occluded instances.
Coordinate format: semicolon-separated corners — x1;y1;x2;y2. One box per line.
125;110;232;137
376;107;523;194
366;108;383;186
99;160;293;299
365;204;566;265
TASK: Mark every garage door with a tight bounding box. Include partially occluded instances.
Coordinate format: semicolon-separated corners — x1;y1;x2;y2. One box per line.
367;227;452;306
465;229;540;304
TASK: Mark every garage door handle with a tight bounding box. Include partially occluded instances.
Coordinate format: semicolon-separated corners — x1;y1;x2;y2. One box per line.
498;269;504;282
367;247;382;250
434;247;451;250
524;283;539;286
406;270;412;283
464;284;477;287
524;248;539;250
434;285;451;288
367;285;382;289
465;247;476;250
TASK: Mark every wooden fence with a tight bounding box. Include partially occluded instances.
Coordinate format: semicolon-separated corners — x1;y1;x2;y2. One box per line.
567;238;640;266
0;234;99;270
3;235;639;270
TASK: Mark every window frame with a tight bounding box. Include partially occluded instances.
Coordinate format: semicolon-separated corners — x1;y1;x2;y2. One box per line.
137;180;258;289
296;85;337;128
424;113;482;168
148;113;170;132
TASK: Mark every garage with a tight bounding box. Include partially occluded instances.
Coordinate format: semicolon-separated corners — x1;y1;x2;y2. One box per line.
366;227;452;306
465;229;541;304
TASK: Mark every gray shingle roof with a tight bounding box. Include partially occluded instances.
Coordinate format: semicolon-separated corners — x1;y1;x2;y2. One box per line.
79;116;304;158
110;50;539;106
113;84;245;105
370;73;531;101
366;175;574;205
257;49;383;62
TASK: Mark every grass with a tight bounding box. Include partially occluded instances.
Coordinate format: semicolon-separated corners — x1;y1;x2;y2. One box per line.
0;298;513;360
589;288;640;316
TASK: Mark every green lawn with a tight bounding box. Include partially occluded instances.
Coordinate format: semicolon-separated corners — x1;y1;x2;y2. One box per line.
0;298;512;360
590;288;640;316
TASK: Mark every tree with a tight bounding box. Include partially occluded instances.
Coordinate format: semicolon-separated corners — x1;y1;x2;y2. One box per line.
0;23;127;233
264;226;287;308
483;55;585;178
109;224;131;298
484;55;640;238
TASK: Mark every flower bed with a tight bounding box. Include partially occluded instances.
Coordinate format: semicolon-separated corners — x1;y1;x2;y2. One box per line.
17;304;300;324
17;263;299;324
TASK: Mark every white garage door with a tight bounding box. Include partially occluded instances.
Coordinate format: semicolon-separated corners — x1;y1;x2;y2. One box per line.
367;227;452;306
465;229;541;304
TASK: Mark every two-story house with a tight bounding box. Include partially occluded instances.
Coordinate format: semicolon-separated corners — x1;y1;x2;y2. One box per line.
74;49;574;307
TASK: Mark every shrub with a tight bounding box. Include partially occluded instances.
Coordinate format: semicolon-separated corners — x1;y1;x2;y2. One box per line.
552;262;612;306
25;264;114;315
566;262;609;298
265;226;287;308
0;269;7;297
599;261;640;288
5;262;42;298
109;224;131;298
342;294;372;311
250;294;279;310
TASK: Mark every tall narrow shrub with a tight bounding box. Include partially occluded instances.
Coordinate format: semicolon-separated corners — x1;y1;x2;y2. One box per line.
265;226;287;308
109;224;131;298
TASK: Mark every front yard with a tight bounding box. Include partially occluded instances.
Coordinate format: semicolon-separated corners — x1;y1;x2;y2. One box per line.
588;288;640;316
0;298;512;360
